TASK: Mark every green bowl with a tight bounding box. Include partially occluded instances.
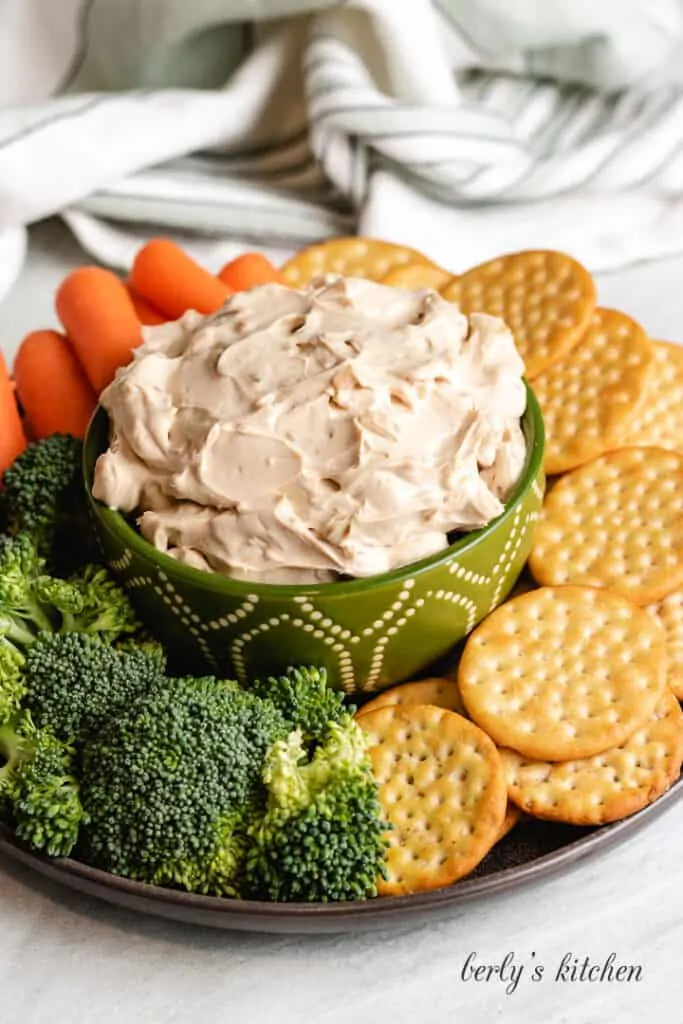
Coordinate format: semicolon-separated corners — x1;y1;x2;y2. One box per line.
84;388;545;695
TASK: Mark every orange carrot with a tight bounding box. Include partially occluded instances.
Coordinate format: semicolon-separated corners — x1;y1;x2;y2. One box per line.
218;252;284;291
0;352;27;473
130;239;231;319
13;330;97;439
125;284;166;325
56;267;142;393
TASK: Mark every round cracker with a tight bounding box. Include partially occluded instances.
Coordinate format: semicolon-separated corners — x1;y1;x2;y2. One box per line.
382;262;453;291
647;588;683;700
532;308;653;475
355;677;468;719
358;705;507;896
440;249;596;379
457;585;667;761
281;237;430;287
502;690;683;825
529;446;683;604
618;340;683;452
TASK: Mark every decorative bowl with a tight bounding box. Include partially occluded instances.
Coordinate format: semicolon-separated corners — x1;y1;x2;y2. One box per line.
83;386;545;695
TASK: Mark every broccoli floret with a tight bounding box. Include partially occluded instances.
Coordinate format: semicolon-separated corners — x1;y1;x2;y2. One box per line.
0;532;140;650
114;635;167;674
0;639;26;725
79;677;289;895
0;713;85;857
59;566;140;639
23;632;167;745
0;533;56;641
250;666;351;743
245;715;389;902
35;566;140;640
2;435;95;573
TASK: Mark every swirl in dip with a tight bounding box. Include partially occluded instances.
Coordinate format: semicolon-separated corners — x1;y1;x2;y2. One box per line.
92;276;527;584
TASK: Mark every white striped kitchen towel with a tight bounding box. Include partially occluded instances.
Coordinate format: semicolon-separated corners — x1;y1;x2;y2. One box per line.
2;0;683;298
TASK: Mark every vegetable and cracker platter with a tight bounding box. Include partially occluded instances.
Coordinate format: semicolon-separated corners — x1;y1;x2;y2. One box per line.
0;238;681;933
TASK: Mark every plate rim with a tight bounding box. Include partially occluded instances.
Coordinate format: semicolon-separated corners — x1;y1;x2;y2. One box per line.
1;777;680;927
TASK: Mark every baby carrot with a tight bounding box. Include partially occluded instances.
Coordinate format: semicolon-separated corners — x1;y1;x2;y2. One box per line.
217;252;284;291
130;239;231;319
125;284;166;326
0;352;27;473
55;267;142;393
13;330;97;439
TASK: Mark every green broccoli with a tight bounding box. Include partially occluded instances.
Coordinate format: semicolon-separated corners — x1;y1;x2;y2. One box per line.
22;632;167;744
1;644;388;903
0;638;26;725
0;712;85;857
0;533;55;640
0;532;140;650
244;715;389;902
114;635;168;674
250;665;351;744
2;434;96;573
79;677;289;895
57;566;140;639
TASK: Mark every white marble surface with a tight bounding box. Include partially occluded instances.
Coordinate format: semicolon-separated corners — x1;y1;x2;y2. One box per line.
0;221;682;1024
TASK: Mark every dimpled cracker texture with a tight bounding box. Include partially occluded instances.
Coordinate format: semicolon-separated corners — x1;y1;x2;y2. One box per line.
281;237;432;287
381;262;453;291
529;447;683;604
355;683;522;848
501;690;683;825
440;250;596;379
647;589;683;700
532;308;653;475
457;586;667;762
618;340;683;452
355;677;468;719
358;704;507;895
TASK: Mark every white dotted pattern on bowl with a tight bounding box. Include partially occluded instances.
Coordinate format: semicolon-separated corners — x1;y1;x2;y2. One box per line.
111;502;539;694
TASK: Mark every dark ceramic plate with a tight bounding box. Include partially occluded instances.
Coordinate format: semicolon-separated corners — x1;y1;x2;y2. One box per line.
1;778;681;934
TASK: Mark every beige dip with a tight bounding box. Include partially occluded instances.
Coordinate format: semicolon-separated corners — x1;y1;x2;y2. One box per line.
93;276;527;584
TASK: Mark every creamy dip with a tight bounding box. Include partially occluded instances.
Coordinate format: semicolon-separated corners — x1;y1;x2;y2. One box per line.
93;276;527;584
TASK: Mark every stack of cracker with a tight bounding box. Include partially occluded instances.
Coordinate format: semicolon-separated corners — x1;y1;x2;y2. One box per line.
355;679;520;896
356;582;682;897
458;585;682;828
434;246;683;707
285;239;683;897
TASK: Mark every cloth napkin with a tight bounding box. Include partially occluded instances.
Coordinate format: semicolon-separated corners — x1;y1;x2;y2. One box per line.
2;0;683;303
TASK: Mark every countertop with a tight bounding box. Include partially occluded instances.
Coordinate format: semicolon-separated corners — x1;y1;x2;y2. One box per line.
0;221;681;1024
